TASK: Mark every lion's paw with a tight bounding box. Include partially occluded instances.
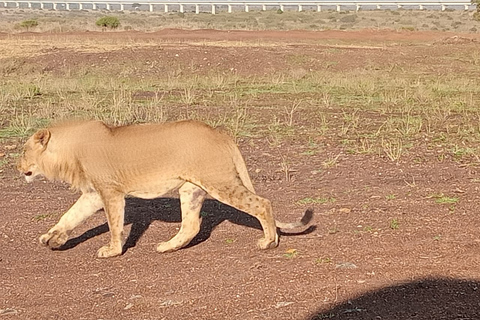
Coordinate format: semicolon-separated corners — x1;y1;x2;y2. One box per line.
97;244;122;258
39;230;68;248
156;242;177;253
257;235;279;250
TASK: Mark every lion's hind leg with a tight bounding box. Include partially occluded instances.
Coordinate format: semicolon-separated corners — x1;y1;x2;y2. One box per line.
205;182;278;250
156;182;206;253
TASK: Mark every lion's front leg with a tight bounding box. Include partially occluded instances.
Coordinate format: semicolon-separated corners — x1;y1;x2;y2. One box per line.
96;190;125;258
40;192;104;248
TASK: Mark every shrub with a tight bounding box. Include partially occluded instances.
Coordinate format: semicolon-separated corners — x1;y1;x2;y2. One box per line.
340;14;357;23
20;19;38;31
95;16;120;29
474;12;480;22
473;0;480;20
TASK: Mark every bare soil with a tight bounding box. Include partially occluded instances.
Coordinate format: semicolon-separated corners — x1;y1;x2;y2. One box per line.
2;29;480;320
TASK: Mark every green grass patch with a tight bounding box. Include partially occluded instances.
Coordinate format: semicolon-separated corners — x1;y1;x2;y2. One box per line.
315;257;333;264
33;212;58;221
389;219;399;230
430;193;459;204
297;197;336;205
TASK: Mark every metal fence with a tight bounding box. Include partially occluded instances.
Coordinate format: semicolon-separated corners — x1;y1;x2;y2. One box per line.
0;0;475;13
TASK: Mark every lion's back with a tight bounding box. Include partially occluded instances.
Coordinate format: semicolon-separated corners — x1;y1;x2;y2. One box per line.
51;120;238;190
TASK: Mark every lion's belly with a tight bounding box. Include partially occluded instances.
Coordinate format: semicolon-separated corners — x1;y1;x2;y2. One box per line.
127;178;184;199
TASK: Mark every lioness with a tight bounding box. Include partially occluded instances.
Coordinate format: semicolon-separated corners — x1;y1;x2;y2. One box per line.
18;120;311;258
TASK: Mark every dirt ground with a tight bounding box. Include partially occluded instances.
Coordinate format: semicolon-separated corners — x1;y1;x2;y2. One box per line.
2;29;480;320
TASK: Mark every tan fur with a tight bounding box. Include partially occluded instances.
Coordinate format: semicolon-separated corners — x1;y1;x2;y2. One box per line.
18;120;311;258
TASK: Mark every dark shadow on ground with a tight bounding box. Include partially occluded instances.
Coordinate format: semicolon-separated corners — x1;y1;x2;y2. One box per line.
308;277;480;320
58;197;315;252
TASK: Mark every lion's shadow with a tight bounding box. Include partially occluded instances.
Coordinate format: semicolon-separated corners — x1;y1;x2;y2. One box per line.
58;197;315;253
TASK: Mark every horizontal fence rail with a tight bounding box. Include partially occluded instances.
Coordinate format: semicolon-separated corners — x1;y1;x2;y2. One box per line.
0;0;474;13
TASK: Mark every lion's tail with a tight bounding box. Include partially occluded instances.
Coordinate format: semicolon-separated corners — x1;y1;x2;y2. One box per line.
233;145;256;194
232;146;313;230
275;209;314;230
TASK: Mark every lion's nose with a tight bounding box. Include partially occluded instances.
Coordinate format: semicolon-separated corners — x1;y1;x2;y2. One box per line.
25;171;32;176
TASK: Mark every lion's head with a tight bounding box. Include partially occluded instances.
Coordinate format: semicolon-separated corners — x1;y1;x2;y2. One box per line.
17;129;51;183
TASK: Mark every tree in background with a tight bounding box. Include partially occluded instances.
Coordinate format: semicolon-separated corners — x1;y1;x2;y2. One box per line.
96;16;120;30
20;19;38;31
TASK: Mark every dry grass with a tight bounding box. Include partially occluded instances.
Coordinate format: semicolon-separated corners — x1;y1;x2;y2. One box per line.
1;10;480;166
0;9;479;33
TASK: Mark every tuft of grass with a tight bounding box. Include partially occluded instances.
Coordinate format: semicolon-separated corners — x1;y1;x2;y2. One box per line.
181;87;196;106
328;227;340;234
315;257;333;264
451;145;478;160
283;99;301;127
322;154;341;168
33;212;58;221
389;219;399;230
385;194;396;200
301;149;316;156
279;156;296;182
381;138;404;162
297;197;335;205
0;116;49;139
283;248;298;258
435;196;459;204
225;238;236;244
0;158;8;170
429;193;459;204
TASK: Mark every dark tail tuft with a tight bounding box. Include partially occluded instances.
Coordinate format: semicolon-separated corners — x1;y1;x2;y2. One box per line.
300;208;314;225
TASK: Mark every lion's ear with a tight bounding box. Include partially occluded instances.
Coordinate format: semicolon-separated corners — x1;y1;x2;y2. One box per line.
33;129;51;148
